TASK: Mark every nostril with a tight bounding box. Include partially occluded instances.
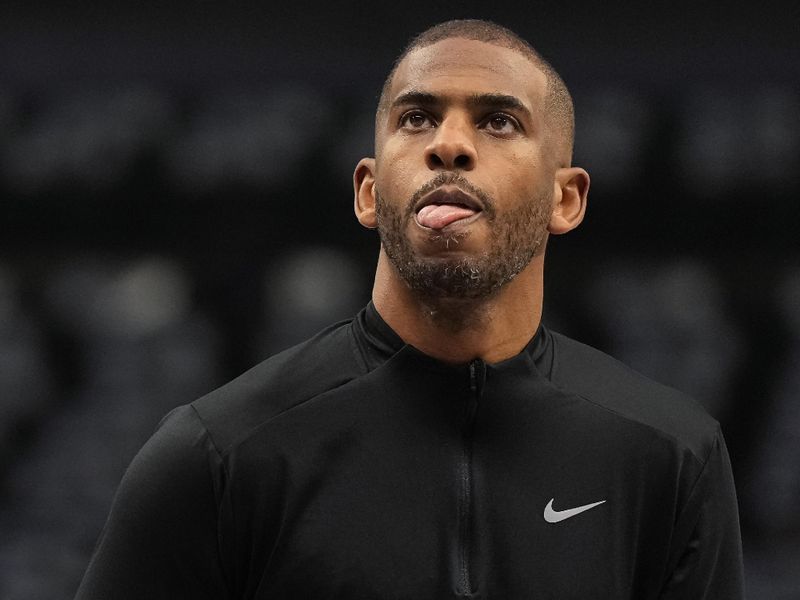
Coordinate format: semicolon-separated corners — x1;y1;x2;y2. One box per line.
428;154;445;168
454;154;471;169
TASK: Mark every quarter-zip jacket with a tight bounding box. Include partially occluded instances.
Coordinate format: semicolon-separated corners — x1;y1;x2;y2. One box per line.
76;303;744;599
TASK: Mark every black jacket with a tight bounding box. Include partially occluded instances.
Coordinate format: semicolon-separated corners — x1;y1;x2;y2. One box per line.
76;303;744;599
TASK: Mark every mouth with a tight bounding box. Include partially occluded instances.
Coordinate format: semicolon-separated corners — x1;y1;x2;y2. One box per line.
413;187;484;231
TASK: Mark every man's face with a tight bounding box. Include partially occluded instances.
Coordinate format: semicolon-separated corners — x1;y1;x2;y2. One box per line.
372;38;555;300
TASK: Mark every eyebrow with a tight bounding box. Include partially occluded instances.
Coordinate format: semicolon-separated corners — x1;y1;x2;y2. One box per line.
391;90;533;120
391;90;440;110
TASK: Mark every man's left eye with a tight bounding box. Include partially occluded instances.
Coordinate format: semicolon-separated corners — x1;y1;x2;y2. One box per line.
483;114;519;134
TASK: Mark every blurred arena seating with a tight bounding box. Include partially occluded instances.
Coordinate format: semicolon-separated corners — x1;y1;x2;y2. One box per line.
0;256;222;598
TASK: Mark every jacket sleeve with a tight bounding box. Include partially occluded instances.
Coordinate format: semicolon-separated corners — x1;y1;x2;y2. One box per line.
658;428;745;599
75;404;231;600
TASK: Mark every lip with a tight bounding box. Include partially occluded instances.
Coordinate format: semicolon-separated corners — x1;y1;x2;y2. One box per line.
413;186;485;215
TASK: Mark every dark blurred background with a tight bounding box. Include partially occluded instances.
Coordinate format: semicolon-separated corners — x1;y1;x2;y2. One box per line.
0;1;798;598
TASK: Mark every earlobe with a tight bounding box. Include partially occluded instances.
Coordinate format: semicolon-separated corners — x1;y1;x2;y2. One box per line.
353;158;378;229
548;167;590;235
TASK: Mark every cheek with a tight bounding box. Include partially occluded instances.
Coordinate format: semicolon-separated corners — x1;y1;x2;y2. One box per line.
483;146;542;185
376;163;427;202
491;169;540;207
379;138;429;179
516;162;551;200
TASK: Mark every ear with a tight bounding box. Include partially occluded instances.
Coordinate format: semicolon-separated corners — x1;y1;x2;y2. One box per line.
354;158;378;229
548;167;589;235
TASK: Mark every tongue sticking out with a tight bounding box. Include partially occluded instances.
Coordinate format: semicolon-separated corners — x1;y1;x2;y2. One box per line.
416;204;478;230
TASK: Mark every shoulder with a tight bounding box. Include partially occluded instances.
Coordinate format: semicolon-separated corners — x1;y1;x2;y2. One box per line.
189;318;367;455
547;329;719;462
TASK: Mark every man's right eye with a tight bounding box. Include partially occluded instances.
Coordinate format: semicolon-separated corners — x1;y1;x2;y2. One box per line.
399;111;435;130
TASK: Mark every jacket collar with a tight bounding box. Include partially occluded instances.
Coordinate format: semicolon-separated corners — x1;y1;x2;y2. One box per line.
354;301;554;379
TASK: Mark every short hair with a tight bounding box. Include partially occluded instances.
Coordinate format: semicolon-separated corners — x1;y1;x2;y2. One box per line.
376;19;575;164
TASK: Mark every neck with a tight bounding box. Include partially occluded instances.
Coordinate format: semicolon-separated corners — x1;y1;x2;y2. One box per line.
371;250;544;364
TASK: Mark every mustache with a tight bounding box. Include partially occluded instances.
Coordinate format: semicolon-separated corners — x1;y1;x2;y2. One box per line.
406;172;494;216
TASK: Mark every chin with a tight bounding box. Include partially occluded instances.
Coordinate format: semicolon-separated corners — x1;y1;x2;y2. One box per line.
400;255;507;301
411;225;487;258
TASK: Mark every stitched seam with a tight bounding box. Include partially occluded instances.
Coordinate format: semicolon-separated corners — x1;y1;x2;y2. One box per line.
548;333;710;464
187;404;235;600
219;375;360;454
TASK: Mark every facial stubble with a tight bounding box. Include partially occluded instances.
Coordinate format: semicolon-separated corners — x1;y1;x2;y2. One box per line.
375;174;553;303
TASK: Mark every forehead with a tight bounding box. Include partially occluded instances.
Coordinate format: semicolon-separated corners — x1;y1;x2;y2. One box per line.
388;38;547;109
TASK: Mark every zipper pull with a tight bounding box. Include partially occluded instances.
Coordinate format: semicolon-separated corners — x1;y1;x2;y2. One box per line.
469;359;486;396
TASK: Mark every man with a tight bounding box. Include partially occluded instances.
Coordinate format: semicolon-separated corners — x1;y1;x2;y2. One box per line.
76;19;744;599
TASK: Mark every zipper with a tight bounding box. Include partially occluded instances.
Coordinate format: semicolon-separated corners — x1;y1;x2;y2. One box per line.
458;359;485;595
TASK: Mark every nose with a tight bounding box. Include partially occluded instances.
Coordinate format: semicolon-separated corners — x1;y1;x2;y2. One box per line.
424;117;477;171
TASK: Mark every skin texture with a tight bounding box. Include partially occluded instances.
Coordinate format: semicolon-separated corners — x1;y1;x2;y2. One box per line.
354;38;590;364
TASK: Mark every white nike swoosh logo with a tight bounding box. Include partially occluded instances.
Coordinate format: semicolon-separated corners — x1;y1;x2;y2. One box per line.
543;498;606;523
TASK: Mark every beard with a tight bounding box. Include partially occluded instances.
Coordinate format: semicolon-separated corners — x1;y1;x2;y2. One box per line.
375;172;552;301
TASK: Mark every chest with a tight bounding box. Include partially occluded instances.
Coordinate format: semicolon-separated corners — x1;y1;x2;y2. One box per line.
221;374;680;599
